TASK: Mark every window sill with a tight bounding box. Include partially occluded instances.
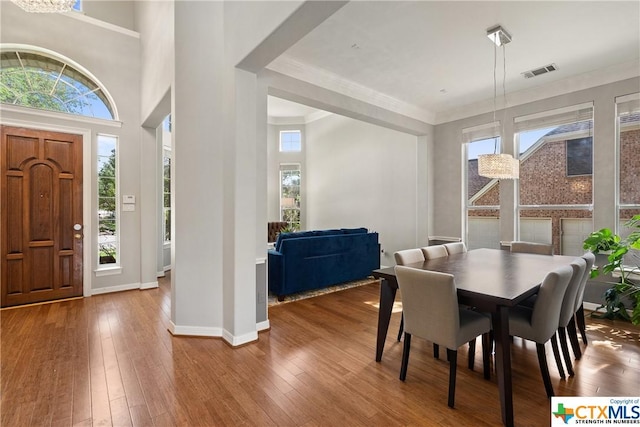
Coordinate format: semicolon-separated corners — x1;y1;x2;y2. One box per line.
95;266;122;277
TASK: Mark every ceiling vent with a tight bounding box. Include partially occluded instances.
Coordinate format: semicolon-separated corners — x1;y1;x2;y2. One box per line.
522;63;558;79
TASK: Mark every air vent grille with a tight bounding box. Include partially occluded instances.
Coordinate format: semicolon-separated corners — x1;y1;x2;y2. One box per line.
522;63;558;79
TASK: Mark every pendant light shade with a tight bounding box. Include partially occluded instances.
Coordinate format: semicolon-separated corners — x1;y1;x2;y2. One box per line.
11;0;74;13
478;153;519;180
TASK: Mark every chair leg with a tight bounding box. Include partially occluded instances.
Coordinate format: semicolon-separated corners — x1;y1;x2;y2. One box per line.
557;328;574;377
550;333;566;380
536;342;555;398
400;333;412;381
433;343;439;359
482;332;491;380
576;304;588;345
567;317;582;360
397;313;404;341
468;338;476;370
447;348;458;408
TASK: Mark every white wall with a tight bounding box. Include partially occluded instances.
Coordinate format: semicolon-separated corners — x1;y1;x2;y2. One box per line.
305;114;419;267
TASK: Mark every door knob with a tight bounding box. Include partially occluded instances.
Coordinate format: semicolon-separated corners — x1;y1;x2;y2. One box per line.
74;233;83;239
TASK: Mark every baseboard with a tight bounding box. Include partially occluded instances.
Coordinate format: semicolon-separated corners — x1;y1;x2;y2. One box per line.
583;301;633;317
168;321;223;337
141;281;159;290
223;329;258;347
156;271;165;277
168;322;261;346
91;282;141;295
583;301;601;312
257;320;270;331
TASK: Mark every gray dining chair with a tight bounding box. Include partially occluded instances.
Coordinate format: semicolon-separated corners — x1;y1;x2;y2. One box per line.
511;241;554;255
444;242;467;255
395;266;491;408
394;248;425;266
394;249;426;342
417;245;450;359
553;257;587;378
420;245;449;260
508;265;573;397
569;252;596;355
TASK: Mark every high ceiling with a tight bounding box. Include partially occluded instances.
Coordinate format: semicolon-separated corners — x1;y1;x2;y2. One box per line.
267;1;640;124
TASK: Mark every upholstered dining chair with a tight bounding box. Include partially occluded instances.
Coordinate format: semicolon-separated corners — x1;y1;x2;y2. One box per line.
443;242;467;255
553;258;587;378
511;241;554;255
508;265;573;397
394;248;425;266
569;252;596;354
420;244;449;260
395;266;491;408
394;249;426;341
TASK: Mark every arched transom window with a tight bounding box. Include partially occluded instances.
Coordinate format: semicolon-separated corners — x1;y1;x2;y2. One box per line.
0;50;115;120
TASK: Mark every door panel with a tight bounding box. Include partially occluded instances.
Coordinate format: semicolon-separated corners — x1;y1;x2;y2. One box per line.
1;126;83;307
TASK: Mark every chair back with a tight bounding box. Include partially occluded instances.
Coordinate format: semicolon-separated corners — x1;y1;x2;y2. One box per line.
395;266;460;349
444;242;467;255
530;265;573;342
574;252;596;312
511;241;554;255
394;249;425;266
420;245;448;260
558;258;587;327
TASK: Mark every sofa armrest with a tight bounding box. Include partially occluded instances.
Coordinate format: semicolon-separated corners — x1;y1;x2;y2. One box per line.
268;249;284;295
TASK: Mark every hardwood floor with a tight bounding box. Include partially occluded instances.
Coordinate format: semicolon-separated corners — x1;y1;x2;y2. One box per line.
1;273;639;426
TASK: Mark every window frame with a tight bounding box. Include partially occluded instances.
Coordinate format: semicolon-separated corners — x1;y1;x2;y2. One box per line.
96;133;120;272
615;93;640;236
279;163;301;230
279;130;302;152
463;124;502;250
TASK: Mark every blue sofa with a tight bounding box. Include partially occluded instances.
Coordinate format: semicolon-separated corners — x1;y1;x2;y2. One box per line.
268;228;380;300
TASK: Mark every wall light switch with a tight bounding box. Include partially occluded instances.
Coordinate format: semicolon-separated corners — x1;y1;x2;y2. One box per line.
123;195;135;203
122;204;135;212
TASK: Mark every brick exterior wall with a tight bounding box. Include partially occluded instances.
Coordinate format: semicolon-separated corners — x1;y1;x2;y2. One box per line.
468;127;640;253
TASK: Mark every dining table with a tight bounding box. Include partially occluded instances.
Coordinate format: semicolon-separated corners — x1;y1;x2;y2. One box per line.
372;248;577;427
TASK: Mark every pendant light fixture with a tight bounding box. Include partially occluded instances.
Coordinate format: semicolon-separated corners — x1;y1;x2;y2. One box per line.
478;25;519;180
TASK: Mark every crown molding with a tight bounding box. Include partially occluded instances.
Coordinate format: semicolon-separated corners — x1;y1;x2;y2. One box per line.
266;54;435;124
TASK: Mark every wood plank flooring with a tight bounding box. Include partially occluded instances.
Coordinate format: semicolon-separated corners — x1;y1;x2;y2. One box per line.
1;273;639;426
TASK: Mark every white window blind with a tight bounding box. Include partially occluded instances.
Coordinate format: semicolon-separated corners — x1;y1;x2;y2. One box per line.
462;121;500;143
514;102;593;133
616;93;640;116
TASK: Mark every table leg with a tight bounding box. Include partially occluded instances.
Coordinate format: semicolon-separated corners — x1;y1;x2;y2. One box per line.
492;306;514;427
376;278;396;362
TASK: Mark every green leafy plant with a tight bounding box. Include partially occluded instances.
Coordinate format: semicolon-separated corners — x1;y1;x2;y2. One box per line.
583;214;640;324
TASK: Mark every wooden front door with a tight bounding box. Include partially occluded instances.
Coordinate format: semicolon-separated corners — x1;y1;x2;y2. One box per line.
1;126;83;307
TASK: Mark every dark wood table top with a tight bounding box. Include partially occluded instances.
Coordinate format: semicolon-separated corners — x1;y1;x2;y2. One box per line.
373;248;578;308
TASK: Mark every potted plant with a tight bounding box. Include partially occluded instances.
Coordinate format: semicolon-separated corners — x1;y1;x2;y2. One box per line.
582;214;640;325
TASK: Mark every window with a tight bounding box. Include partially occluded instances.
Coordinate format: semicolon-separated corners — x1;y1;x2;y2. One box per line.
163;148;171;244
515;104;593;255
98;135;118;265
616;93;640;238
465;133;501;250
0;50;114;120
279;130;301;152
280;164;301;230
566;137;593;176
